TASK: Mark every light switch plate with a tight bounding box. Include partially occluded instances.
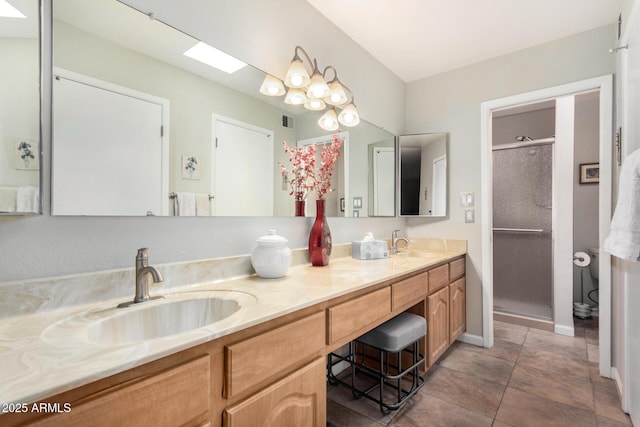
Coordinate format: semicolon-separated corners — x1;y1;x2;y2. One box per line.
464;208;475;223
460;192;474;207
353;197;363;209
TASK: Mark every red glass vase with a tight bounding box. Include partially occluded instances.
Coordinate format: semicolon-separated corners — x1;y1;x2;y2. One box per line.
295;200;305;217
309;199;332;266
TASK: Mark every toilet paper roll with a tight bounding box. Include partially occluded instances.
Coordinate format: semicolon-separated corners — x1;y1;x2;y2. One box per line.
573;251;591;267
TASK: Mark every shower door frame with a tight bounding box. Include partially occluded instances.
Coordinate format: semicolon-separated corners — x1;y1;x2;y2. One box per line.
480;75;613;379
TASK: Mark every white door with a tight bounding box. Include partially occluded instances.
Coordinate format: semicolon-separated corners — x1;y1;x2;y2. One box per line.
373;146;395;216
432;155;446;216
52;72;168;216
212;116;273;216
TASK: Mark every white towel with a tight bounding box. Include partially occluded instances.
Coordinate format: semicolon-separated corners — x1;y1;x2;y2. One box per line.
0;186;17;213
604;148;640;261
175;192;196;216
16;186;39;213
195;193;211;216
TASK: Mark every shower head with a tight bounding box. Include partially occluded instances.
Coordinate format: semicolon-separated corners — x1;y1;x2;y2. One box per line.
515;136;533;142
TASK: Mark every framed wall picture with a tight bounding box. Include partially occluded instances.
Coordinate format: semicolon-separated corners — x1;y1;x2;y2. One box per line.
181;154;201;180
579;163;599;184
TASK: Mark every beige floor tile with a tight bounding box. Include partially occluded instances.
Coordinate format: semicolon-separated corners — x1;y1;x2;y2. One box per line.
492;421;514;427
495;387;596;427
439;347;515;385
517;346;591;381
589;362;610;384
596;415;635;426
524;329;587;360
326;380;396;425
593;381;633;425
508;364;594;410
327;399;384;427
457;338;522;363
494;321;528;345
389;392;493;427
421;365;505;417
588;343;600;363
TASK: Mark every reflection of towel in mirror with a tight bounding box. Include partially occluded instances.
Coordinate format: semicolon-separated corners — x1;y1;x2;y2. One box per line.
175;192;196;216
604;148;640;262
195;194;210;216
17;186;39;213
0;186;17;213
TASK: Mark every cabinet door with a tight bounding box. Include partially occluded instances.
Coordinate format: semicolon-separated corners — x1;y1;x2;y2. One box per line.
427;286;449;366
223;358;326;427
449;277;466;344
31;356;211;427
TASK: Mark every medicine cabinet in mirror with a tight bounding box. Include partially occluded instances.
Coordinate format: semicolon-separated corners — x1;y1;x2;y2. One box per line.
50;0;395;218
0;0;42;216
398;133;447;217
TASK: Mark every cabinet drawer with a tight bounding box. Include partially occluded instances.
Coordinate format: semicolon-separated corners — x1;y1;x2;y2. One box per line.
450;257;465;281
223;357;326;427
224;311;324;398
392;272;428;310
428;264;450;294
33;356;211;427
327;287;391;345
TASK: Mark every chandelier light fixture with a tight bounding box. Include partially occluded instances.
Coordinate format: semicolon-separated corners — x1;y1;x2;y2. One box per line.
259;46;360;131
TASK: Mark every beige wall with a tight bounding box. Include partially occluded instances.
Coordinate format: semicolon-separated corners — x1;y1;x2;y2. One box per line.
404;25;616;337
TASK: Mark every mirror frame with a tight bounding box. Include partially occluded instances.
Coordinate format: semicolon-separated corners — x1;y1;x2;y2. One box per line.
0;0;43;216
397;132;448;218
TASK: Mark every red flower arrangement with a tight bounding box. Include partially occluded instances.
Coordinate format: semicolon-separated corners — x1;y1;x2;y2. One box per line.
278;133;343;201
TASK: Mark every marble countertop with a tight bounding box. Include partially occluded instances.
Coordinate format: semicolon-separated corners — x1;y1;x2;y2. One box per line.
0;245;465;405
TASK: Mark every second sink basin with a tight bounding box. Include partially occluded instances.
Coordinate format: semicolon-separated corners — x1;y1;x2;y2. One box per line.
43;290;257;345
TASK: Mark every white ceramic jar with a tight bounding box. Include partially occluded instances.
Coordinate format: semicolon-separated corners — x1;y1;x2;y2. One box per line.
251;230;292;279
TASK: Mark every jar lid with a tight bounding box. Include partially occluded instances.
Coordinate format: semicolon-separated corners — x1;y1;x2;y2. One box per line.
256;229;288;244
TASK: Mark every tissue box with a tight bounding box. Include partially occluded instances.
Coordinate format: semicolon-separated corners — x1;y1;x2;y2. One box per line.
352;240;389;260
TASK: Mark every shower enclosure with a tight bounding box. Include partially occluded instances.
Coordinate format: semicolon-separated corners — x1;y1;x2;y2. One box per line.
493;140;554;321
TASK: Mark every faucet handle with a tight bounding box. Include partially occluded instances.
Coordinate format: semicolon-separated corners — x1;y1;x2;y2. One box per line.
392;229;399;238
136;247;149;267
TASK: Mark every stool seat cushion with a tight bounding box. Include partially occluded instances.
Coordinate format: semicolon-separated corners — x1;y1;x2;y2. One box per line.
357;312;426;352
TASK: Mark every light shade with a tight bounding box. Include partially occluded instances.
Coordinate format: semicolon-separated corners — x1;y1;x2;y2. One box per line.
318;108;339;131
325;80;348;106
184;42;247;74
338;103;360;127
284;88;308;105
259;74;285;96
284;58;311;88
304;98;326;111
306;70;330;99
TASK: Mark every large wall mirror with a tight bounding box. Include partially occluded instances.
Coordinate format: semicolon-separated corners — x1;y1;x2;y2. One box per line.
51;0;395;218
398;133;448;217
0;0;41;216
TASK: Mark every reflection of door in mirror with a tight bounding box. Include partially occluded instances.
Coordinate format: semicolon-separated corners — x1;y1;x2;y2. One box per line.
52;71;169;216
399;133;448;217
212;115;273;216
296;133;349;217
372;147;395;216
432;155;447;216
0;0;41;215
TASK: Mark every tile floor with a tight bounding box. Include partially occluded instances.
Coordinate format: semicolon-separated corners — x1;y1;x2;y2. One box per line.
327;318;633;427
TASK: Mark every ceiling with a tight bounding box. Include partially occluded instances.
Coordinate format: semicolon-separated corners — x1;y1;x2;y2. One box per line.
307;0;625;83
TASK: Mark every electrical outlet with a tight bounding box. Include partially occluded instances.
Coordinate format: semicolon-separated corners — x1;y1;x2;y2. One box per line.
465;208;475;223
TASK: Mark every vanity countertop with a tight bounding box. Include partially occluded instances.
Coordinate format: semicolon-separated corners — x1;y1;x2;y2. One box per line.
0;245;465;405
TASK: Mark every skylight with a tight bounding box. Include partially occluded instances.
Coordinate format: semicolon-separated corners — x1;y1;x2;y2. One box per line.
0;0;25;18
183;42;247;74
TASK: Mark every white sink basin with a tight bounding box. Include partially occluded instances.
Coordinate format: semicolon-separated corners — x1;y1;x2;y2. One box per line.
43;290;256;345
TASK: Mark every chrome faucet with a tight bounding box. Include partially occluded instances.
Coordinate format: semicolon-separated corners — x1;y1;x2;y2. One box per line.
118;248;164;308
391;229;410;254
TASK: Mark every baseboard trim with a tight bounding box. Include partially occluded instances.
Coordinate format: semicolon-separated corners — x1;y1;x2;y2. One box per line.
554;323;575;337
611;367;629;413
457;332;484;347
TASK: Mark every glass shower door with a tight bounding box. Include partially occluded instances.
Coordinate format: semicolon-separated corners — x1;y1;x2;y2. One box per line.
492;143;553;321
